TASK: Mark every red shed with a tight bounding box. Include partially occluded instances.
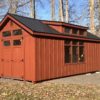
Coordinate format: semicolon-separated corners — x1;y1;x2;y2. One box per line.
0;13;100;82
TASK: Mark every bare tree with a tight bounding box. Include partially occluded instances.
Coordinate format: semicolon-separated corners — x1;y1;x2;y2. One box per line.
51;0;55;20
65;0;69;22
0;0;8;19
8;0;19;14
30;0;35;18
59;0;64;21
89;0;95;33
96;0;100;33
98;0;100;27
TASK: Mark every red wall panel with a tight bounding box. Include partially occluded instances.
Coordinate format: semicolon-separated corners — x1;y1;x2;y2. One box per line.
35;37;100;81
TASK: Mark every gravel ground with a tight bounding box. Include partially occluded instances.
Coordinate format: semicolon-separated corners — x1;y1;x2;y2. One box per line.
46;72;100;86
0;73;100;99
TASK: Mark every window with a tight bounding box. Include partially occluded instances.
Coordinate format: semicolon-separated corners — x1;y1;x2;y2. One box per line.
79;30;85;35
3;40;10;46
65;40;71;44
73;29;78;34
72;40;78;45
13;40;21;46
2;31;11;37
79;41;84;62
72;46;78;63
79;46;84;62
64;40;85;63
64;40;71;63
79;41;84;45
65;27;71;34
65;46;71;63
13;29;22;35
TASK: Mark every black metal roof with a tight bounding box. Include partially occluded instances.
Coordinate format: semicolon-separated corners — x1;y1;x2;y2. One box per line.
8;13;60;34
8;13;100;40
87;32;100;40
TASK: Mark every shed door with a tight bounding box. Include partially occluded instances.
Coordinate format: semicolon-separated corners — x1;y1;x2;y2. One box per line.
2;40;12;77
1;29;24;79
12;38;24;79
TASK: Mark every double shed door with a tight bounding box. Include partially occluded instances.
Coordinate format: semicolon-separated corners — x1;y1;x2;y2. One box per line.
1;30;24;79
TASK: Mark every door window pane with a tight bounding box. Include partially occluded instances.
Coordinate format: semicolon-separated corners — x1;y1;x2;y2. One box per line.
13;29;22;35
65;46;71;63
13;40;21;46
3;40;10;46
72;46;78;63
2;31;11;37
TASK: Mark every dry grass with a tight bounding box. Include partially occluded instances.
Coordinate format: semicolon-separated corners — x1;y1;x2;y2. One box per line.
0;79;100;100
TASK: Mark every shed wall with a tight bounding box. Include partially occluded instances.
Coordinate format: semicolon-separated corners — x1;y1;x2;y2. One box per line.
35;36;100;81
24;33;36;81
0;20;35;82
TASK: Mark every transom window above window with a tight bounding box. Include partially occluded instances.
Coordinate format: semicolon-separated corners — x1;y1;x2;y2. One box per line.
79;41;84;45
72;40;78;45
65;27;71;34
2;31;11;37
13;29;22;35
65;40;71;45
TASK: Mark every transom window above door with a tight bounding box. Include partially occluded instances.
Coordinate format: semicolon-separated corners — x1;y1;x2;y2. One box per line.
2;29;22;37
13;29;22;35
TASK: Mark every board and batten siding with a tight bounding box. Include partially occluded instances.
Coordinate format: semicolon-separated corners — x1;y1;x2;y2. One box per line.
35;36;100;82
0;20;36;82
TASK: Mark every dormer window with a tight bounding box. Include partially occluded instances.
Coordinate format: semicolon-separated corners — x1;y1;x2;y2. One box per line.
64;26;87;37
65;27;71;34
79;30;85;36
73;29;78;34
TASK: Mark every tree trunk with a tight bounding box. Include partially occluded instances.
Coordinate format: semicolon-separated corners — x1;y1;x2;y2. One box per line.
30;0;35;18
89;0;95;33
51;0;55;20
66;0;69;22
98;0;100;28
59;0;64;21
8;0;19;14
